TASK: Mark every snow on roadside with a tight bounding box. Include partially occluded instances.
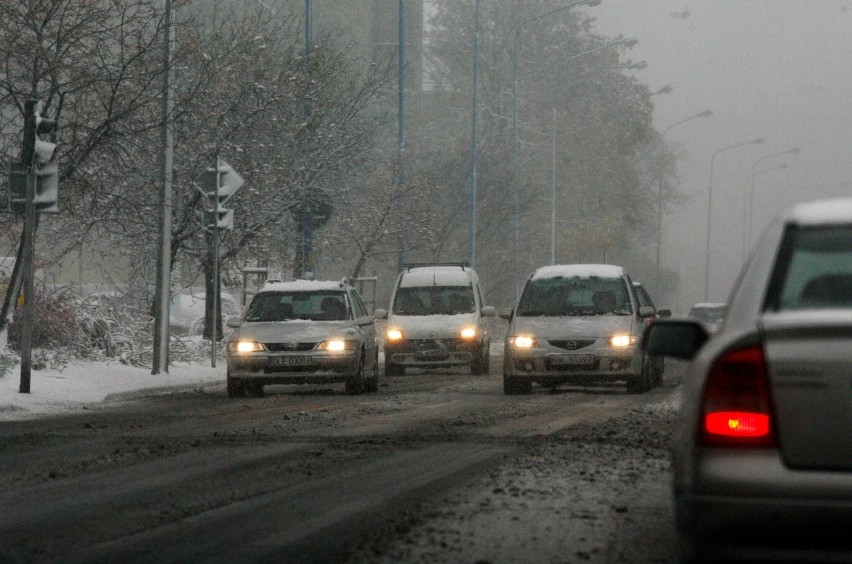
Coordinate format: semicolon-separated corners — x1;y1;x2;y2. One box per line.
0;361;224;421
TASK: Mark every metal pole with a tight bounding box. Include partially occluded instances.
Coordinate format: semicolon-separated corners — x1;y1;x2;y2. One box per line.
302;0;313;278
152;0;174;375
468;0;479;268
396;0;405;273
551;106;557;265
211;155;220;368
704;138;762;300
655;110;712;295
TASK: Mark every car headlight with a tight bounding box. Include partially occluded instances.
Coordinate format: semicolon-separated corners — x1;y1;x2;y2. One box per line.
509;335;537;348
232;340;264;353
386;328;404;342
318;339;356;351
459;326;478;340
608;334;636;348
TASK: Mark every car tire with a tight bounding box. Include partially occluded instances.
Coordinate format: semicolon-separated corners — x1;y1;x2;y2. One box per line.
245;382;264;397
470;344;489;374
226;372;245;398
503;373;532;395
385;361;405;377
365;352;380;393
626;355;652;394
346;353;366;394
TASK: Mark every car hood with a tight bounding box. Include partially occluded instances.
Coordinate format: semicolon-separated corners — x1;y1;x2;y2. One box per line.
510;315;637;339
230;320;356;343
388;313;476;339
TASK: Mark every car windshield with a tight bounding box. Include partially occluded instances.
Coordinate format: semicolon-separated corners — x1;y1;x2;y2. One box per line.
516;276;632;317
392;286;475;316
777;226;852;310
688;305;727;323
244;291;348;322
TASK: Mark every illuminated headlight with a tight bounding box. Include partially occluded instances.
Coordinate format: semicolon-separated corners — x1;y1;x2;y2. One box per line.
232;340;264;353
510;335;537;349
386;328;404;342
459;326;478;339
318;339;356;351
608;334;636;348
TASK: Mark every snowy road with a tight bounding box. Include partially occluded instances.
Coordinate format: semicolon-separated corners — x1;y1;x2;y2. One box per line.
0;357;682;563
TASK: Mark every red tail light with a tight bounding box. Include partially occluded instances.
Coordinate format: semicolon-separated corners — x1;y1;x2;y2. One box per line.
698;345;776;447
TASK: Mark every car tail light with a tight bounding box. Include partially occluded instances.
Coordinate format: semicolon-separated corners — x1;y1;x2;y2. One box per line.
698;345;776;447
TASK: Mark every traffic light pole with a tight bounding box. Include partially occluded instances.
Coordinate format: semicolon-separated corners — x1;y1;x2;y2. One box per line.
18;100;38;393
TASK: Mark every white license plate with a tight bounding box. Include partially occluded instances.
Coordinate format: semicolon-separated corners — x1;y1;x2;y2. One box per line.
269;356;313;367
550;354;596;366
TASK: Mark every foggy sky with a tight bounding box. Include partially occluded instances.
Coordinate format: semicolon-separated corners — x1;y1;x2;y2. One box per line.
591;0;852;312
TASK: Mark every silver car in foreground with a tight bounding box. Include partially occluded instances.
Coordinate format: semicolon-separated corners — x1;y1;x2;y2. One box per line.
226;279;379;397
644;197;852;562
502;264;661;394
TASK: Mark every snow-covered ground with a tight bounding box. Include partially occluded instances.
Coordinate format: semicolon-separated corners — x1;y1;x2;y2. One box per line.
0;361;224;421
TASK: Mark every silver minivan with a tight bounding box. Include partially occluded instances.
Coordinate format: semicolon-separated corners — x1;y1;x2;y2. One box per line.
375;263;495;376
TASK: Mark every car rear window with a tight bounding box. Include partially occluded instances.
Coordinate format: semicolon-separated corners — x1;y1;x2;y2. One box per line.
777;226;852;310
517;276;632;316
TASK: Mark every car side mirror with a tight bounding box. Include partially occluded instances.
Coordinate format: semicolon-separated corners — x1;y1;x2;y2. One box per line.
480;305;496;317
374;308;388;320
657;308;672;319
226;317;242;329
638;306;656;318
642;320;709;360
498;307;513;320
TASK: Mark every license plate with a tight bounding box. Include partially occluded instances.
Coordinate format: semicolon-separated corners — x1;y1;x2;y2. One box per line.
269;356;313;367
550;354;596;366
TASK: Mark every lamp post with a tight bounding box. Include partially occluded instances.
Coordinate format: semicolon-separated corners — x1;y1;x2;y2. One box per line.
651;83;673;96
468;0;480;268
746;147;800;253
654;110;712;295
547;36;638;265
511;0;600;301
704;137;764;300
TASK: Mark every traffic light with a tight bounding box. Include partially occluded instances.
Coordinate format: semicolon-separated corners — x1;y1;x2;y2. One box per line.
194;158;243;231
7;101;59;213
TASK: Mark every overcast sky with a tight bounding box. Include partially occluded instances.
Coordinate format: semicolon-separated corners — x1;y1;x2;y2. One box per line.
589;0;852;311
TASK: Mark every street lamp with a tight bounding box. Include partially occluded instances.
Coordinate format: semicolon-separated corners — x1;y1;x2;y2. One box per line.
511;0;600;301
654;109;712;295
547;36;639;265
746;147;800;253
704;137;764;300
651;83;673;96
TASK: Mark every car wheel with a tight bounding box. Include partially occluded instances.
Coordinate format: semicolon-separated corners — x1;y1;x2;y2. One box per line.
365;351;380;393
385;361;405;377
472;343;490;374
245;382;264;397
346;352;366;394
626;355;652;394
653;355;665;386
503;372;532;395
226;372;245;398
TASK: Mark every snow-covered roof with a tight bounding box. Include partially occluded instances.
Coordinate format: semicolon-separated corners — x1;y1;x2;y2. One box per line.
787;197;852;225
260;279;345;293
531;264;625;280
690;302;727;309
399;268;473;287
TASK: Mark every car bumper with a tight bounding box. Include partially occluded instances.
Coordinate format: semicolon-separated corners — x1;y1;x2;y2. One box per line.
384;340;481;368
676;448;852;561
227;352;359;384
502;346;642;384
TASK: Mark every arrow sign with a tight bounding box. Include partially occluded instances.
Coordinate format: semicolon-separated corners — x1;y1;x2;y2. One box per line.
193;159;244;204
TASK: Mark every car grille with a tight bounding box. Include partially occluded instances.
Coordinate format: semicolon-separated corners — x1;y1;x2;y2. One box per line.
264;342;316;352
407;339;463;352
548;339;595;351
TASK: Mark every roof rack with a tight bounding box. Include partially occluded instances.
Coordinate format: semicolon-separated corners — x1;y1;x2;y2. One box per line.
403;261;470;272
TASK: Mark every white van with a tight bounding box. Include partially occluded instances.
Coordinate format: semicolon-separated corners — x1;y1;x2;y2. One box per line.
375;263;495;376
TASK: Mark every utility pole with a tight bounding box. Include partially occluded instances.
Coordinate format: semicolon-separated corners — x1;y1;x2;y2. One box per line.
18;100;38;393
467;0;480;269
153;0;174;375
302;0;314;279
396;0;406;273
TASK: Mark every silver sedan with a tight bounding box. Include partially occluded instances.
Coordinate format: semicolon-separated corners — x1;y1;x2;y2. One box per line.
643;197;852;562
